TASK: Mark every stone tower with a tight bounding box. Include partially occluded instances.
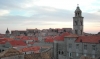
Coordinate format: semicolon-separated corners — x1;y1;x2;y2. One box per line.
73;5;84;35
5;28;10;37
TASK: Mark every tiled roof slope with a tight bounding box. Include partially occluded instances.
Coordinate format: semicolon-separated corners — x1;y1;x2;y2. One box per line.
44;36;54;43
9;40;27;47
65;34;78;37
24;48;52;59
20;46;40;53
54;32;70;41
0;48;23;58
75;35;100;44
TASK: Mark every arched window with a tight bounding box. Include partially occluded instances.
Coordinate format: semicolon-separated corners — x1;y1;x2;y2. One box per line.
62;51;64;54
59;51;60;54
78;13;79;16
75;13;77;16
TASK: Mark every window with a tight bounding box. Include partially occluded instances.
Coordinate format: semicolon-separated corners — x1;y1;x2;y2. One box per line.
69;52;72;57
78;13;79;16
69;44;72;48
92;55;95;58
92;45;96;50
84;45;87;50
80;39;82;42
76;53;79;56
75;30;77;34
59;51;60;54
76;44;79;49
84;53;86;56
62;51;64;54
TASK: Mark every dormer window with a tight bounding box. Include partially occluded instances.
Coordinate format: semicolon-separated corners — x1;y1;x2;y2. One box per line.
80;39;82;42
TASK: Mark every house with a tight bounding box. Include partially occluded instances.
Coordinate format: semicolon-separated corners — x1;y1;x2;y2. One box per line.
0;48;24;59
0;38;12;53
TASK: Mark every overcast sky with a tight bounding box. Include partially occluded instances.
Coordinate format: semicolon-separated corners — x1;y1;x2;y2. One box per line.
0;0;100;34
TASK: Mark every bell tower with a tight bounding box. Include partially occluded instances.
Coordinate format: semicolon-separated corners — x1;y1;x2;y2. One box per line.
73;4;84;35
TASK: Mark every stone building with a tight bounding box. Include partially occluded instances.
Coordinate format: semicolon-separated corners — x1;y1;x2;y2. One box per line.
53;5;100;59
0;48;24;59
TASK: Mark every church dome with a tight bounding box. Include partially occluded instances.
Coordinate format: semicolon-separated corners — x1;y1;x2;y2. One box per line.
75;5;82;13
6;28;9;34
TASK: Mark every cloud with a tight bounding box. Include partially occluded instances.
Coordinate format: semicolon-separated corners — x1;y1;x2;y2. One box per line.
0;10;10;16
0;0;100;34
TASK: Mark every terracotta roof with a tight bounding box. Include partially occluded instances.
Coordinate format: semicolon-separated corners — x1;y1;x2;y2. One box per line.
65;34;78;37
44;36;54;43
21;46;40;53
54;35;64;41
54;32;70;41
75;35;100;43
9;40;27;47
0;48;23;58
33;37;38;42
0;38;7;44
28;41;34;44
24;48;52;59
16;36;38;41
4;38;14;41
0;34;5;38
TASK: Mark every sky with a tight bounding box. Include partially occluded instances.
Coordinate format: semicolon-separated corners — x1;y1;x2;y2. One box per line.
0;0;100;34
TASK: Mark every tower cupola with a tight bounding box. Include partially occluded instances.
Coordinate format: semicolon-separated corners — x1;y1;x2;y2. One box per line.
75;4;82;17
6;28;9;34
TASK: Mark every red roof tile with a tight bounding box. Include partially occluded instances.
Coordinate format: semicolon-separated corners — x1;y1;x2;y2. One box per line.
0;38;7;44
75;35;100;43
4;38;14;41
45;36;54;43
54;35;64;41
9;40;27;47
21;46;40;53
33;37;38;42
54;32;70;41
65;34;78;38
